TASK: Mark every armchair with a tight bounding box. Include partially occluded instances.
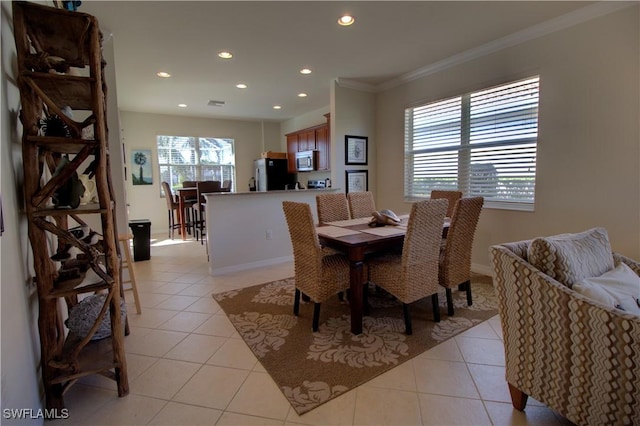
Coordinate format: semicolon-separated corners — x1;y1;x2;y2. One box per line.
490;230;640;425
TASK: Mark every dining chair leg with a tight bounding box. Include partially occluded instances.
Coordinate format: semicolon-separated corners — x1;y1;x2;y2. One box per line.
402;303;412;335
464;280;472;306
168;210;173;239
294;288;301;315
431;293;441;323
446;288;454;316
312;303;321;332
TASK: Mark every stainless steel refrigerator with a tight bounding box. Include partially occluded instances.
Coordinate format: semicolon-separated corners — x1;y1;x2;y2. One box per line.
254;158;290;191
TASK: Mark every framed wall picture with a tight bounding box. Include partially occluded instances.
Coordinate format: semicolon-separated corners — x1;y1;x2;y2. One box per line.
131;149;153;185
345;170;368;193
345;135;368;165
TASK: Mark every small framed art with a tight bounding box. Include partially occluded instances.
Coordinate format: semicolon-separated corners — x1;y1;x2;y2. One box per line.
131;149;153;185
345;170;368;193
345;135;368;165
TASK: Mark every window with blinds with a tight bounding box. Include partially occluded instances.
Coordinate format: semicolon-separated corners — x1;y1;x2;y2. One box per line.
157;135;236;195
404;76;539;210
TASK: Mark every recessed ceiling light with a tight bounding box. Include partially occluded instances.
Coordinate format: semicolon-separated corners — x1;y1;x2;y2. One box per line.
273;105;282;110
218;51;233;59
157;71;171;78
178;103;187;108
338;15;355;26
236;83;248;89
300;68;312;75
298;93;307;98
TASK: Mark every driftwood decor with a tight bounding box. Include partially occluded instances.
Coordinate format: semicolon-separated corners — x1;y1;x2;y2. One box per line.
12;1;128;410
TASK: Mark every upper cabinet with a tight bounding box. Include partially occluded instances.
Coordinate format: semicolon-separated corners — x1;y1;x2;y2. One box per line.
297;129;316;151
286;114;331;173
315;125;329;171
286;134;298;173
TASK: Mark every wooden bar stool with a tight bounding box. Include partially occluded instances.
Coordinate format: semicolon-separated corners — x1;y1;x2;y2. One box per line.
118;233;142;314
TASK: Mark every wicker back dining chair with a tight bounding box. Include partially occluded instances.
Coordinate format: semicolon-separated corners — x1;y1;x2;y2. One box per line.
368;199;448;334
430;190;463;218
221;179;232;192
347;191;376;219
439;196;484;315
316;193;350;223
161;181;181;239
282;201;351;331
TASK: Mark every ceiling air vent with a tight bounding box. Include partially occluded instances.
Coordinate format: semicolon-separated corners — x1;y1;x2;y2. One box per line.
208;100;225;107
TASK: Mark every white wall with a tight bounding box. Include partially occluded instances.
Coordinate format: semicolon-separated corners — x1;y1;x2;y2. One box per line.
120;111;275;233
375;6;640;269
205;189;339;275
1;2;45;422
102;37;129;234
262;121;282;153
332;83;376;194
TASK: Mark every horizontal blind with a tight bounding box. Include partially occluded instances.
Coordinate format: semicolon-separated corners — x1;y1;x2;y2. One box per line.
157;136;196;165
199;137;236;183
158;135;236;195
405;97;460;197
469;77;540;144
405;76;539;207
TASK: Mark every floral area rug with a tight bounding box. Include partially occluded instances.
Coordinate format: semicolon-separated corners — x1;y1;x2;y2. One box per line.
212;275;498;415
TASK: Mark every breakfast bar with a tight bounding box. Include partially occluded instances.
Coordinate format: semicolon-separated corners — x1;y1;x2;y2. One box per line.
203;188;340;275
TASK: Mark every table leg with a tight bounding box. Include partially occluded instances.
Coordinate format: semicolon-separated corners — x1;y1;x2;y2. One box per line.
348;246;366;335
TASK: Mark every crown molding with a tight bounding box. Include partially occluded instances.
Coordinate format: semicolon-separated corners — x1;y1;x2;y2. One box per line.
376;1;636;92
335;78;378;93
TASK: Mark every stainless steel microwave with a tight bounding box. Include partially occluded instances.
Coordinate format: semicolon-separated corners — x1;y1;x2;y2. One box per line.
295;150;318;172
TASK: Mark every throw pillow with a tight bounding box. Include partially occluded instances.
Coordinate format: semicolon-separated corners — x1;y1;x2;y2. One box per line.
572;281;620;310
574;262;640;316
527;227;614;288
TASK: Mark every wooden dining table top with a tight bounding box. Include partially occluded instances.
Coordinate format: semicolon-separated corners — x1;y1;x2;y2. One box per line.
317;215;449;244
316;215;450;334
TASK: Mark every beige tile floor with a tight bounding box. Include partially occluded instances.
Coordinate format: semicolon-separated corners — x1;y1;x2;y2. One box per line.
56;235;573;426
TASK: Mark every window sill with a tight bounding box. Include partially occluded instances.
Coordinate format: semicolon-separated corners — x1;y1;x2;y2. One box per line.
404;197;534;212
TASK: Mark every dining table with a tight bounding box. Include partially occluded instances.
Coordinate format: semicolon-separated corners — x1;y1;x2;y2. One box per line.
317;215;450;335
175;187;197;240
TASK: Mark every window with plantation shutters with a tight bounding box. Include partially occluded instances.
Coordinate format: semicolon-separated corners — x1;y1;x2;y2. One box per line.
404;76;539;210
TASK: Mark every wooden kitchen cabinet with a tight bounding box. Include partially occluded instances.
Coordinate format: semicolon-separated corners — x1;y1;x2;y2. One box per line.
286;134;298;173
285;114;331;173
298;129;316;151
315;126;329;171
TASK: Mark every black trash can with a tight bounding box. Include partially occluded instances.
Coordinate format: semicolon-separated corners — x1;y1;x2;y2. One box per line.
128;219;151;261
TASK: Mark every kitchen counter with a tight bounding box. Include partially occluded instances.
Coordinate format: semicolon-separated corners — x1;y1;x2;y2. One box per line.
203;188;341;275
205;188;339;196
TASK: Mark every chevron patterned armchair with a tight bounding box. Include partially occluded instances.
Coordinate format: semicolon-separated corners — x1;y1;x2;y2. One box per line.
490;229;640;426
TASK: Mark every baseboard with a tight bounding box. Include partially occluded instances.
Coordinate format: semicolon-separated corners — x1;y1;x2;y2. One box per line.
472;263;494;277
210;255;294;276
